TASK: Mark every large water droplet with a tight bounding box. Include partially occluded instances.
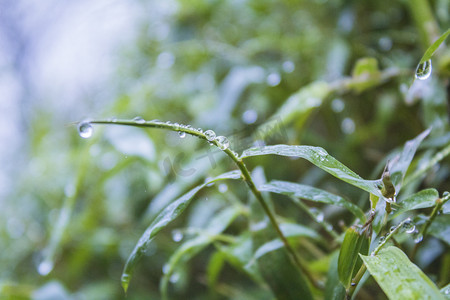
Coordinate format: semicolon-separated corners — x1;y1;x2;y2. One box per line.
414;234;423;244
178;132;186;138
204;130;216;141
78;121;93;139
171;230;183;242
133;117;145;124
38;260;53;276
415;59;432;80
216;136;230;150
218;183;228;193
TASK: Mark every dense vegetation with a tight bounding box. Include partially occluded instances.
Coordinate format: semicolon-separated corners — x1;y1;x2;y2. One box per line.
1;1;450;299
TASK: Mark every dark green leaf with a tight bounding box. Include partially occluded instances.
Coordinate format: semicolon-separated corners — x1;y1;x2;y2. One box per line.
121;170;242;292
260;180;366;221
360;246;444;300
391;188;439;218
325;251;346;300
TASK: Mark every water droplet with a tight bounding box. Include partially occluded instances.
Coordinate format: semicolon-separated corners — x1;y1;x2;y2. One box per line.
242;109;258;124
178;131;186;138
351;282;356;287
331;98;345;113
78;121;93;139
341;118;355;134
282;60;295;73
414;234;423;244
169;272;180;283
38;260;53;276
444;287;450;295
316;212;324;222
218;183;228;193
197;128;203;133
266;72;281;86
415;59;432;80
389;226;396;233
171;230;183;242
121;273;130;292
379;236;386;243
403;221;416;234
204;130;216;141
162;263;170;274
133;117;145;124
216;136;230;150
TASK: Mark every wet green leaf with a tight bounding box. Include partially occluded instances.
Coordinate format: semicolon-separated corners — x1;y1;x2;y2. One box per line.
440;283;450;299
391;188;438;218
121;170;242;293
428;214;450;246
242;145;383;197
418;29;450;64
338;227;370;289
360;246;444;300
260;180;366;221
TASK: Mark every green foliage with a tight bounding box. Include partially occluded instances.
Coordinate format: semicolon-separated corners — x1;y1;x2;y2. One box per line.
3;1;450;300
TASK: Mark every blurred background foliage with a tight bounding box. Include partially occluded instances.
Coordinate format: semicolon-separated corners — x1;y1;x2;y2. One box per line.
1;0;449;299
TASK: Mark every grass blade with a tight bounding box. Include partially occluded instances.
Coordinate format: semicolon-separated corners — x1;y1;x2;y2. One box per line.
360;246;444;300
121;170;242;293
242;145;383;197
418;28;450;64
260;180;366;222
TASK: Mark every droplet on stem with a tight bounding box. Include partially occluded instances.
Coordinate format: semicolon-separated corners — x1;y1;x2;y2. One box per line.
178;132;186;138
415;59;432;80
215;136;230;150
204;130;216;141
78;121;93;139
133;116;146;124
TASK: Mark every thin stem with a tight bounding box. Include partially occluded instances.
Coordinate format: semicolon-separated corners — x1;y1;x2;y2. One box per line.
404;143;450;187
87;119;320;288
411;193;449;259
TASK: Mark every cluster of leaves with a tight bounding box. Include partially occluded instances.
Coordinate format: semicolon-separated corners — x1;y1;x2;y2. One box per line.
1;0;450;299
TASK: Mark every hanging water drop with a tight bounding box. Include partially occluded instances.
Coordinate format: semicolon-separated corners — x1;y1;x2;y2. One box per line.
169;273;180;283
78;121;93;139
216;136;230;150
315;212;324;222
414;234;423;244
171;230;183;242
37;260;53;276
218;183;228;193
178;132;186;138
204;130;216;141
415;59;432;80
133;117;145;124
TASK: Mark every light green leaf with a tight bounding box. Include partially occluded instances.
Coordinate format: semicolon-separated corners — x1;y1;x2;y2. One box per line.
260;180;366;221
389;128;431;192
325;251;346;300
121;170;242;293
428;215;450;246
391;188;438;218
440;283;450;299
418;29;450;64
338;227;370;289
360;246;444;300
242;145;383;197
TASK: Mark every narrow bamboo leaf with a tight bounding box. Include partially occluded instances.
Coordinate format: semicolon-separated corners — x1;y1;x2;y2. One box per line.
160;207;240;299
360;246;444;300
338;227;370;289
389;128;431;192
418;28;450;64
260;180;366;221
121;170;241;293
325;251;346;300
392;188;439;218
242;145;383;197
428;215;450;246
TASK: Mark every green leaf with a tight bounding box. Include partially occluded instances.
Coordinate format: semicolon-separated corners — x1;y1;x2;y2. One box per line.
260;180;366;221
160;206;241;299
428;214;450;246
338;227;370;289
360;246;444;300
388;128;430;192
391;188;439;218
418;29;450;64
325;251;346;300
242;145;383;197
121;170;242;293
440;283;450;299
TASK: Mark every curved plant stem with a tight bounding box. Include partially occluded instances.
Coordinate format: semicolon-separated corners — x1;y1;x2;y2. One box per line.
88;119;320;288
410;193;449;259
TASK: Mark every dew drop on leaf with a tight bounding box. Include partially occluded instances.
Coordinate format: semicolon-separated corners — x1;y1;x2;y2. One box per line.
178;131;186;138
133;116;145;124
78;121;93;139
216;136;230;150
415;59;432;80
171;230;183;242
204;130;216;141
37;260;53;276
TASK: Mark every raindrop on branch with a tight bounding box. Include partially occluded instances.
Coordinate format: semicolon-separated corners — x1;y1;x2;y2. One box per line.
204;130;216;141
415;59;432;80
133;117;146;124
78;121;93;139
178;132;186;138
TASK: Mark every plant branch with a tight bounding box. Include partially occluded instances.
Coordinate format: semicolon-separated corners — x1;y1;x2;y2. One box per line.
87;119;321;288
